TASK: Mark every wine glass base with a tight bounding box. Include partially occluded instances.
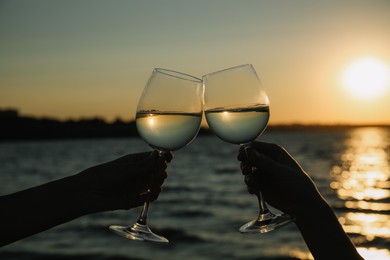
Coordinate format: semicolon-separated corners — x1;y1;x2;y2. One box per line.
239;212;295;234
109;223;169;243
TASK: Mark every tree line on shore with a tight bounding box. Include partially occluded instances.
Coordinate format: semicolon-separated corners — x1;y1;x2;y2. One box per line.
0;109;212;140
1;109;388;141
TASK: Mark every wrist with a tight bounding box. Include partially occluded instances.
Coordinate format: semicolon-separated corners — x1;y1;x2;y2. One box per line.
294;197;334;226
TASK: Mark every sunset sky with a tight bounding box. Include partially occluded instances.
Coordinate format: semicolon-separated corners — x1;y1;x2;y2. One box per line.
1;0;390;125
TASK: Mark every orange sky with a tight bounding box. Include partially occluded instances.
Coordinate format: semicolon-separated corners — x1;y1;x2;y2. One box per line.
1;1;390;125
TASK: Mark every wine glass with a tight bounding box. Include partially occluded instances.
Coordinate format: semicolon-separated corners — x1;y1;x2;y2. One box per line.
203;64;294;233
109;68;203;242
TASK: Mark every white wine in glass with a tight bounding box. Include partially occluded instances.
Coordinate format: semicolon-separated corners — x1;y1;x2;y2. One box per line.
203;64;294;234
109;68;203;242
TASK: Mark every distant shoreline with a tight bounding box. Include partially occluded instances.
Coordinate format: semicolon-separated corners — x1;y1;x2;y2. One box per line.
1;109;389;141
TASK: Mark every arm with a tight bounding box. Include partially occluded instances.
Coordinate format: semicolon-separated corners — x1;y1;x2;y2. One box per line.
295;198;362;260
0;175;86;246
0;151;172;247
238;142;363;260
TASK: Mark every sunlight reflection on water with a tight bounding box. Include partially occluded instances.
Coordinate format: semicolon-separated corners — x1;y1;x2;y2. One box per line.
330;127;390;259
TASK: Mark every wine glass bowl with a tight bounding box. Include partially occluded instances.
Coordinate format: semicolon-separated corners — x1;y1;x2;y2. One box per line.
204;105;269;145
136;110;202;152
203;64;294;234
109;68;203;243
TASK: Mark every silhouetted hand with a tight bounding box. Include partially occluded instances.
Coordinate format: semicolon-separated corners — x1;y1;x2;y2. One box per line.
0;150;173;247
238;141;325;217
74;150;173;213
238;141;364;260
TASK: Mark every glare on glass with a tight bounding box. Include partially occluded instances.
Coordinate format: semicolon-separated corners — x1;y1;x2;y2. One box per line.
109;68;203;243
203;64;294;233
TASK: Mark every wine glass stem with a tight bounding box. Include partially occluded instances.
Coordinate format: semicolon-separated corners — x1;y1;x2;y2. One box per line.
243;142;270;214
137;201;149;225
256;191;269;213
135;149;165;226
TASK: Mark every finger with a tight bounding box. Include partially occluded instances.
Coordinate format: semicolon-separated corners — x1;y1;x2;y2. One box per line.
148;187;162;202
163;151;173;163
248;150;303;183
247;149;294;173
152;169;168;187
250;142;297;166
245;171;261;187
154;159;167;172
154;150;173;169
250;141;285;157
244;173;261;194
237;151;248;161
247;186;258;194
237;146;248;161
131;192;149;208
153;151;173;163
240;161;253;175
250;142;302;171
150;159;169;189
247;150;287;176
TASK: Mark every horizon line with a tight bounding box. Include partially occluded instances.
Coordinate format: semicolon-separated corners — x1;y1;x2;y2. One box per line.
1;108;390;127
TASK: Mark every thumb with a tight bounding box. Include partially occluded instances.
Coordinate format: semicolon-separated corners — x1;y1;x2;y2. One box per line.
248;150;290;180
244;151;274;194
247;150;274;171
249;150;305;185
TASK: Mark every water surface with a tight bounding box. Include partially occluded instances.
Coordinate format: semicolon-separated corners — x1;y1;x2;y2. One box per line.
1;127;389;259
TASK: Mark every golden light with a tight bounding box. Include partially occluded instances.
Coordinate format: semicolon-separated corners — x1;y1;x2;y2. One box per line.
341;57;390;101
357;248;390;260
222;111;230;122
147;115;155;126
330;127;390;260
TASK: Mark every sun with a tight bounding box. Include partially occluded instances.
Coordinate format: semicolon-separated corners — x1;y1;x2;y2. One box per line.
341;57;390;101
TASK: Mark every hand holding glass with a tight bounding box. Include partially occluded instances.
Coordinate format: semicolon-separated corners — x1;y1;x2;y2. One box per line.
203;64;294;233
109;68;203;242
